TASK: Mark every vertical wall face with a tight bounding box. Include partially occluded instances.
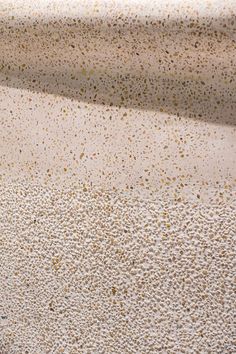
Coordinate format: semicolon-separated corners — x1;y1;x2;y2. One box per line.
0;1;236;353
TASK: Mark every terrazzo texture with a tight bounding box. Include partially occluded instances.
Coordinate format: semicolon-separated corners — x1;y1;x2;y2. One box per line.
0;1;236;125
0;0;236;353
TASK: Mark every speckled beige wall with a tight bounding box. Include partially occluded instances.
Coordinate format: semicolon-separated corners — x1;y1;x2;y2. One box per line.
0;1;236;353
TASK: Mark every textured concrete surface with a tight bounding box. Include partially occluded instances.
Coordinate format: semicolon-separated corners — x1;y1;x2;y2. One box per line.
0;1;236;353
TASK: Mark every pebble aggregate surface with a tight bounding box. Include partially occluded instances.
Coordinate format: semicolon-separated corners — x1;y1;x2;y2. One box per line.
0;0;236;353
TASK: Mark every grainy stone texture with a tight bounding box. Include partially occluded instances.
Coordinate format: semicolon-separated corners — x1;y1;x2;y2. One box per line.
0;0;236;353
1;182;235;353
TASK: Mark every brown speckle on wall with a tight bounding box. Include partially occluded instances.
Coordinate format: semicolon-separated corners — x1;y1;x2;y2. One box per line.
0;0;235;353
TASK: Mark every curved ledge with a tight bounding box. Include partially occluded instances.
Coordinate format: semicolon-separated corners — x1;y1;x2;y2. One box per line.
0;0;235;125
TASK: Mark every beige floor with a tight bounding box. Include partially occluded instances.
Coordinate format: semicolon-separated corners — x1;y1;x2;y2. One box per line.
0;1;236;353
